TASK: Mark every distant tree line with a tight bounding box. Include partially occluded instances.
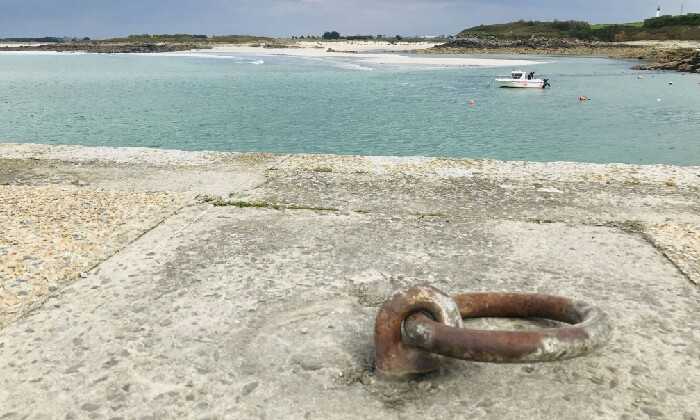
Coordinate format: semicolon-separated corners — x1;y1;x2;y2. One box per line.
322;31;341;40
319;31;409;41
346;35;374;40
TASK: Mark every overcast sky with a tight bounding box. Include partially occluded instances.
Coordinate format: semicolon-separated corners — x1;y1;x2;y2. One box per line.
2;0;699;38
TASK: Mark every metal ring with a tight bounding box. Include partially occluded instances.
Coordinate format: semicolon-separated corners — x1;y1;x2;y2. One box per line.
374;286;463;379
402;292;611;363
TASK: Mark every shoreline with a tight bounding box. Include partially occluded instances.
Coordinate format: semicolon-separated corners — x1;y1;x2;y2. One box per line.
426;39;700;72
201;45;544;67
0;41;543;67
2;39;698;72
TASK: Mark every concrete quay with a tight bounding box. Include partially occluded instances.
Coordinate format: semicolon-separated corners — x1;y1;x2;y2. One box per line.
0;143;699;419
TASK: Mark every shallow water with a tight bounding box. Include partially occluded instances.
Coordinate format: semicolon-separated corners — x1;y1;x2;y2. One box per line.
1;51;699;165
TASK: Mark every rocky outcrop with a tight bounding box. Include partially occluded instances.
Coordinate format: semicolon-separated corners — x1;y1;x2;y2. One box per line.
426;36;650;59
632;48;700;73
435;36;601;50
431;36;700;73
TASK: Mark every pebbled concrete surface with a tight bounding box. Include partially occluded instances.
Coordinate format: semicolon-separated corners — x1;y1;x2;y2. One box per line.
0;144;699;419
0;185;187;329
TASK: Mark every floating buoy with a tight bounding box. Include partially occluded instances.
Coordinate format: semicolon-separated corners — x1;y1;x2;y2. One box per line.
578;96;590;101
668;82;673;85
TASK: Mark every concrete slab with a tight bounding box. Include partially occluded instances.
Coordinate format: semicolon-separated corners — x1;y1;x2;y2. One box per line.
242;166;700;225
1;144;699;419
1;206;698;419
645;223;700;285
0;158;267;196
0;185;186;329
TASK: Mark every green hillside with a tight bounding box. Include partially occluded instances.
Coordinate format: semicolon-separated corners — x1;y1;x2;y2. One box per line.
460;20;599;40
590;22;643;30
459;15;700;41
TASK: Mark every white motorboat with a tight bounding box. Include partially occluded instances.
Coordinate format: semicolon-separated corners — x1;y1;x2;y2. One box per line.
496;71;550;89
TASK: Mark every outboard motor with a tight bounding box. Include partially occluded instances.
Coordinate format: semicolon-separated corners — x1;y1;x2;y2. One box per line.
543;79;551;89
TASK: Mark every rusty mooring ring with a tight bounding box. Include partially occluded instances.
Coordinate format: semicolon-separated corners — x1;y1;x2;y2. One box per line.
375;287;611;380
374;286;463;379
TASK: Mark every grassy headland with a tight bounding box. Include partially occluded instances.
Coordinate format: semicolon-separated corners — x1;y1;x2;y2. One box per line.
429;15;700;72
456;14;700;42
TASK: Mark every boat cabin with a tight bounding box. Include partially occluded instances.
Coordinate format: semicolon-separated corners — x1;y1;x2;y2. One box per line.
495;70;548;88
511;71;536;80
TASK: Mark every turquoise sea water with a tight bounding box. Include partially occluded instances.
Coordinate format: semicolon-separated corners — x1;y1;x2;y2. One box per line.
1;51;699;165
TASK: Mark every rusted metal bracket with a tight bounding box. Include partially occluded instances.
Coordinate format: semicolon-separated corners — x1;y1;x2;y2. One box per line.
375;286;612;380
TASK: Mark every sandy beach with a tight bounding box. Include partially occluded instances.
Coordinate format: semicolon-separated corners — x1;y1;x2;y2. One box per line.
0;40;543;67
294;40;441;52
196;42;543;67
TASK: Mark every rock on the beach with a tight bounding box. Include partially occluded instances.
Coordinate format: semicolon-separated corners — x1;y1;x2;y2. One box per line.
633;49;700;73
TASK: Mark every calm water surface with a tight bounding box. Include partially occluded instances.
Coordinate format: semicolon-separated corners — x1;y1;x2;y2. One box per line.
1;52;699;165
